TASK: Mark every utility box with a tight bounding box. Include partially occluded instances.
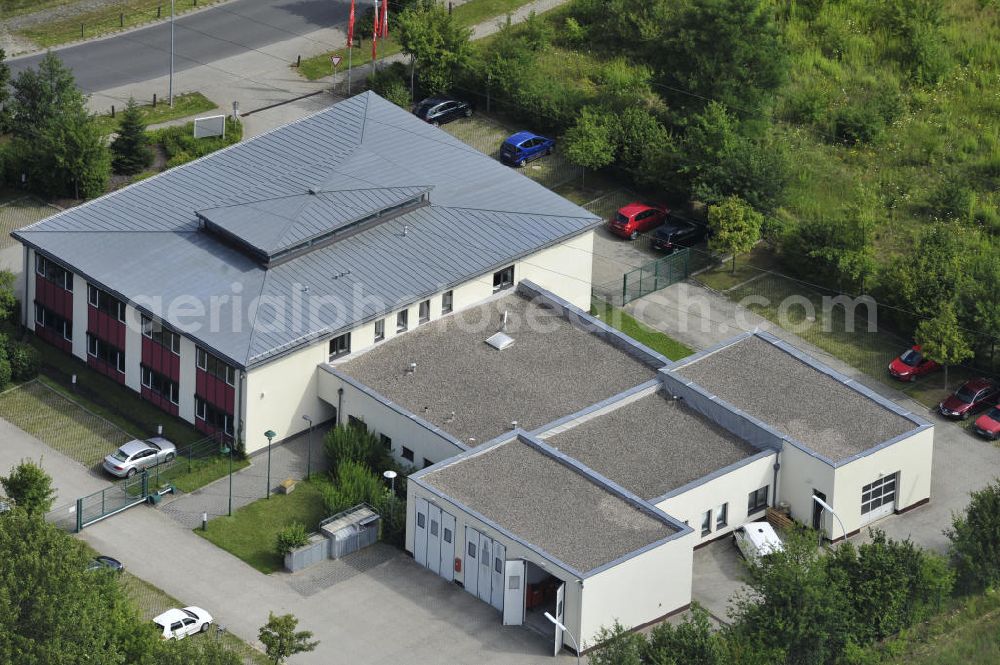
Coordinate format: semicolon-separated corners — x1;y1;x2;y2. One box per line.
320;504;380;560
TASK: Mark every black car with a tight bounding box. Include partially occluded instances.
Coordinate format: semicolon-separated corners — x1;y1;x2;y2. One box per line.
651;217;709;253
413;97;473;126
87;555;125;573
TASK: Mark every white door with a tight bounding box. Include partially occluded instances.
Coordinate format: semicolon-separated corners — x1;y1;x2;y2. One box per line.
490;542;506;611
478;532;492;603
413;498;428;567
502;559;525;626
861;473;897;526
427;503;442;576
439;511;456;582
553;582;565;657
464;527;479;597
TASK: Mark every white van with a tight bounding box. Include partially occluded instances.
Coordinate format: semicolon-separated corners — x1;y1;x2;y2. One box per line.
733;522;784;561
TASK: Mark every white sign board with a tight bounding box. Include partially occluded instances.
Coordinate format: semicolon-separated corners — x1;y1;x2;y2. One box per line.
331;55;342;67
193;114;226;139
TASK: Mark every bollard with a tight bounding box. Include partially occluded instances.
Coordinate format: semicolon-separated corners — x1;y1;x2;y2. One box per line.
157;6;161;18
153;93;157;108
448;2;453;14
120;13;124;27
202;512;208;531
111;105;115;118
296;55;301;67
81;23;84;38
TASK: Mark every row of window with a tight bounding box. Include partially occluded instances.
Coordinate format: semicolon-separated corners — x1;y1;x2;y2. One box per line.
196;397;235;436
88;285;126;323
142;315;181;355
141;365;179;404
87;334;125;374
346;416;432;468
196;347;236;386
698;485;769;538
34;303;72;341
35;255;73;291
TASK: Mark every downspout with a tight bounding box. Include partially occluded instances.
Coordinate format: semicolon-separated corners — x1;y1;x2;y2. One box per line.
337;387;344;426
772;450;781;508
22;246;29;328
237;370;246;455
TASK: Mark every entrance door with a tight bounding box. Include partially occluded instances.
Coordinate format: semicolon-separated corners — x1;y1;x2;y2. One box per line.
478;533;493;603
861;473;897;525
502;559;525;626
426;504;442;576
439;511;456;582
812;489;826;531
414;498;428;567
553;582;566;657
490;542;506;611
464;527;480;597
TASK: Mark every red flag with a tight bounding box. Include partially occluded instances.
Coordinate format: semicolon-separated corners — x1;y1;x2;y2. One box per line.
380;0;389;38
347;0;355;47
373;0;379;41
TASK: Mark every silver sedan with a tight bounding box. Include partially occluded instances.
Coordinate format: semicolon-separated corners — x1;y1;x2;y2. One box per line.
101;437;176;478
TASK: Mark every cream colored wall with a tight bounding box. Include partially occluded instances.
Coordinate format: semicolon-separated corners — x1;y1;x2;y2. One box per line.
243;341;335;454
830;427;934;537
406;480;586;651
516;231;594;310
777;444;837;533
177;337;197;424
578;531;695;649
71;274;88;361
655;453;776;542
123;305;143;393
317;369;467;465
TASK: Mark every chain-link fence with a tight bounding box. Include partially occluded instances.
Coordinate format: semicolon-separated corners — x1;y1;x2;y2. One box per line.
0;196;58;250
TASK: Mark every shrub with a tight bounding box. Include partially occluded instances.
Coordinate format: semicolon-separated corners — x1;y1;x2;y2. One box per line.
643;604;724;664
369;63;411;108
275;522;310;556
588;621;645;665
373;491;406;547
0;354;12;391
6;341;39;382
1;458;55;515
324;424;395;477
948;480;1000;592
322;460;384;515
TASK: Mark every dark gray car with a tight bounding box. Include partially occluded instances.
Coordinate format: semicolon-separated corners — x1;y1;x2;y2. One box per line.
101;437;176;478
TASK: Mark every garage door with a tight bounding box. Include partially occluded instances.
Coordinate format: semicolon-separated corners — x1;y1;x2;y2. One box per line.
413;499;455;580
861;473;897;525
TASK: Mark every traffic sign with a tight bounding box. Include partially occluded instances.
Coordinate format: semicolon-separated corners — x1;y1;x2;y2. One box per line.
331;55;343;67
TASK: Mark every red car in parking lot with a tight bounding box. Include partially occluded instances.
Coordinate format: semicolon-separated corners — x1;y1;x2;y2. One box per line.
608;203;668;240
888;345;939;382
973;405;1000;440
938;378;1000;419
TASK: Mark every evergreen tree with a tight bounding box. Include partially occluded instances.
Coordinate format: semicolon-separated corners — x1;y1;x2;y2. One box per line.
111;98;153;175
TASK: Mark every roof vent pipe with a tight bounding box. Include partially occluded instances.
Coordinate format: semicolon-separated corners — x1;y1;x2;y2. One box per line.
511;420;518;430
502;309;509;331
403;224;409;236
406;362;417;374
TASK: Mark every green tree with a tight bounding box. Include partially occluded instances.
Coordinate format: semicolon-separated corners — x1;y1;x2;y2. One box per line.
0;48;11;133
396;1;472;95
644;603;723;664
588;620;645;665
9;51;86;139
1;459;56;515
111;97;153;175
915;302;974;388
563;106;617;178
708;195;763;273
781;213;876;292
0;510;157;664
948;480;1000;593
258;612;318;664
0;269;17;321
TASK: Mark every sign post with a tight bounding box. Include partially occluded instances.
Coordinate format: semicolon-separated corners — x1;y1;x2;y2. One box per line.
331;55;342;92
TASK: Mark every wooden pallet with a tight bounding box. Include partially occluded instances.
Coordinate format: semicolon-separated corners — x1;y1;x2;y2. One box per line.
766;507;795;531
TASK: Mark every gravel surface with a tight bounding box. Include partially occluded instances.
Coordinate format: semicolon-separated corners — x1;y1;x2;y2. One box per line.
675;336;915;461
424;438;677;572
545;392;763;500
340;293;655;444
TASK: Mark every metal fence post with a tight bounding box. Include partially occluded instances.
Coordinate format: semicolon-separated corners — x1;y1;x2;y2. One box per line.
654;258;660;291
142;470;149;498
75;498;83;533
621;272;627;305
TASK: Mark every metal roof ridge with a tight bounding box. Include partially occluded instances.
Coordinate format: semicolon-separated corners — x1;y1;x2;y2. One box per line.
435;203;601;220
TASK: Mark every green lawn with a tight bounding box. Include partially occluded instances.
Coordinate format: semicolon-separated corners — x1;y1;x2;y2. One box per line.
196;477;331;573
692;245;781;293
17;0;228;48
297;0;542;80
93;92;217;135
591;298;694;361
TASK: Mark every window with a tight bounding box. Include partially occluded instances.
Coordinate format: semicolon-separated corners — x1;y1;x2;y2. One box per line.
467;541;476;559
423;458;433;469
417;513;425;528
443;527;452;544
34;303;72;341
35;255;73;291
495;557;503;574
380;433;392;449
141;366;179;404
142;315;180;355
328;332;351;361
430;520;439;537
701;509;712;537
492;265;514;292
194;397;234;436
374;318;385;343
401;446;414;462
861;474;897;516
196;347;235;386
396;309;408;333
87;285;125;322
748;486;769;514
441;290;453;315
86;334;125;373
716;503;728;530
418;299;430;324
348;415;367;432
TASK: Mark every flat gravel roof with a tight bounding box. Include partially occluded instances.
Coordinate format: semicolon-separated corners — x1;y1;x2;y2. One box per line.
545;392;764;500
674;336;915;461
423;438;678;572
339;294;656;443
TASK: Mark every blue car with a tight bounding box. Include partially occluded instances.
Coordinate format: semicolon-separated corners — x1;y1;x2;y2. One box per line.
500;131;555;167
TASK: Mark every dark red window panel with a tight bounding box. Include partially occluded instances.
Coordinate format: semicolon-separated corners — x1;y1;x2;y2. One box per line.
142;337;181;379
35;325;71;354
195;370;235;413
141;387;179;417
35;277;73;318
87;356;126;384
87;308;126;349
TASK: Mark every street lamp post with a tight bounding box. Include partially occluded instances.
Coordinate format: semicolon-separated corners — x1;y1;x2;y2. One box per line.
301;415;313;480
169;0;175;106
264;430;276;499
220;437;233;516
812;494;846;544
544;612;580;665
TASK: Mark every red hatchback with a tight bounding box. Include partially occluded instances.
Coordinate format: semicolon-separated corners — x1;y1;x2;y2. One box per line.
608;203;668;240
939;378;1000;419
888;345;939;382
973;405;1000;440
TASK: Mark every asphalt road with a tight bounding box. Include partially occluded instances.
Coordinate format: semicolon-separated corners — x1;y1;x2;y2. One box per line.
7;0;351;93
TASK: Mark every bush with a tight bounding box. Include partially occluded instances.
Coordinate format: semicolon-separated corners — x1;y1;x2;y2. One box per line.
369;63;412;108
323;424;394;477
322;460;384;515
373;491;406;547
6;341;39;382
949;480;1000;593
1;458;55;515
0;354;12;391
275;522;309;556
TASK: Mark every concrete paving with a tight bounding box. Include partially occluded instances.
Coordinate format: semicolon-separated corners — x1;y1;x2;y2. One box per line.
691;539;746;624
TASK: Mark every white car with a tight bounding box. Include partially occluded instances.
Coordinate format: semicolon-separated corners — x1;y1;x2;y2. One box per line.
733;522;784;561
153;606;213;640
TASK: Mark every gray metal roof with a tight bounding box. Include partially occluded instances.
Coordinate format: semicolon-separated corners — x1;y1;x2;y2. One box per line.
422;436;679;572
543;391;764;501
13;92;599;368
671;334;917;461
